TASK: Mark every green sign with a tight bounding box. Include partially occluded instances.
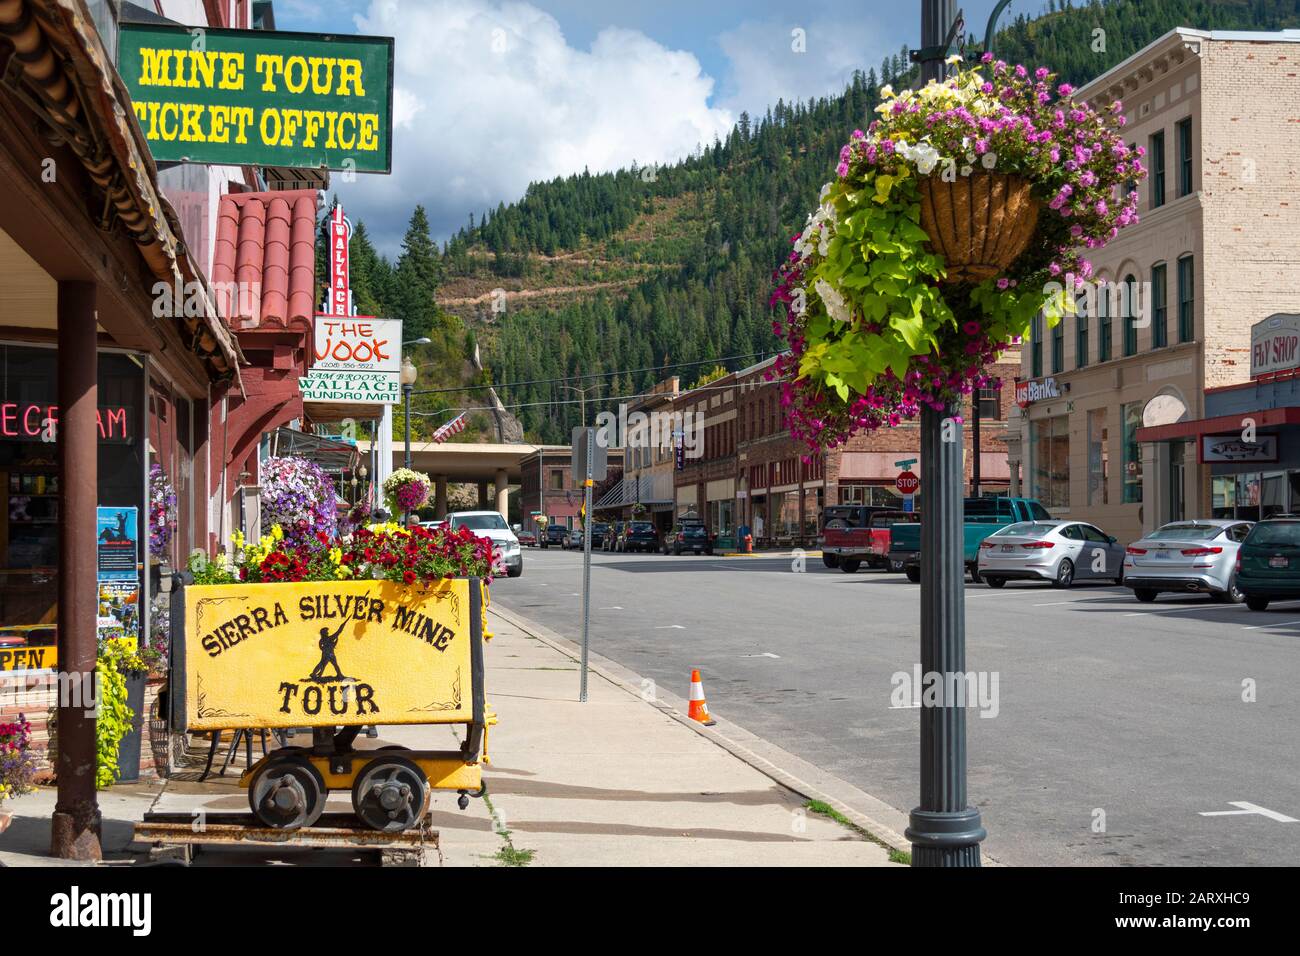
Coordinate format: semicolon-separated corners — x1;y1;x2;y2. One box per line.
117;24;393;172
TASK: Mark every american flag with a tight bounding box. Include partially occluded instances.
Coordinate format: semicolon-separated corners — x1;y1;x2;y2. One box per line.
431;412;467;443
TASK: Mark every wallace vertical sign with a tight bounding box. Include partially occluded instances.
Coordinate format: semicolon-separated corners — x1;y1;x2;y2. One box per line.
117;24;393;172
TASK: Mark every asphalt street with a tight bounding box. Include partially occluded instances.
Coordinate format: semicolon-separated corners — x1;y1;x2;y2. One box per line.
490;545;1300;866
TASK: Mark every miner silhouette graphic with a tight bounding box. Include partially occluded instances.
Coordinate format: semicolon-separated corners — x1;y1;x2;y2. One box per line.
308;619;350;682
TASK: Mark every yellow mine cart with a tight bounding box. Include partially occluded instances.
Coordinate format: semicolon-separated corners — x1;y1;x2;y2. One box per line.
174;577;489;832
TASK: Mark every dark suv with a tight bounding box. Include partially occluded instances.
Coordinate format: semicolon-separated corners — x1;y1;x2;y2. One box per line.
662;519;713;555
542;525;568;548
616;520;660;553
1238;517;1300;610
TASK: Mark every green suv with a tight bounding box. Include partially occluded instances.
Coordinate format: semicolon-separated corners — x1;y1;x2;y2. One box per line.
1237;517;1300;611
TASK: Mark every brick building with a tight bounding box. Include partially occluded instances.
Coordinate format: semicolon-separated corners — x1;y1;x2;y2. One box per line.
1007;28;1300;542
653;352;1020;549
519;445;624;535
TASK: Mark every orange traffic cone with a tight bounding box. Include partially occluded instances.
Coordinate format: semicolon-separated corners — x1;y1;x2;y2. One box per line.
688;669;716;725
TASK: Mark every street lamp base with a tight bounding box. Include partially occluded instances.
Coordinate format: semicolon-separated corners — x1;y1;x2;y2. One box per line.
905;807;987;866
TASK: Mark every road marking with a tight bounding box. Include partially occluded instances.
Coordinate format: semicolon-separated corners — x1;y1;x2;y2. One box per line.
1033;601;1076;607
654;625;685;629
1198;802;1298;823
599;606;624;610
1124;604;1246;617
1242;619;1300;630
741;652;781;659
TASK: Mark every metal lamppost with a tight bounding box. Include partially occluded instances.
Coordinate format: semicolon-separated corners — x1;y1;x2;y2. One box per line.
400;355;417;523
903;0;987;867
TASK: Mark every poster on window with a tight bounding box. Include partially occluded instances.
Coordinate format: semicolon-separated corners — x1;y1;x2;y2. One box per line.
96;506;139;580
96;580;140;652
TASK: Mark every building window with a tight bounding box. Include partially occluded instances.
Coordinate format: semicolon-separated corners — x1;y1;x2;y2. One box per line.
1087;408;1108;507
977;385;1001;420
1151;262;1168;348
1051;314;1064;373
1122;402;1143;504
1177;254;1195;342
1176;117;1193;197
1098;280;1112;361
1075;293;1089;368
1122;274;1139;357
1031;313;1043;377
550;469;565;490
1030;415;1070;509
1150;130;1165;209
1124;142;1138;200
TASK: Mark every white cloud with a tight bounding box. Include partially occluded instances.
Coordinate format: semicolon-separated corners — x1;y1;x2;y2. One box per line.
716;15;898;116
340;0;734;256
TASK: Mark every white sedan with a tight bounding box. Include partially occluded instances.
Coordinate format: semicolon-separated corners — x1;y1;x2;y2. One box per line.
977;520;1126;589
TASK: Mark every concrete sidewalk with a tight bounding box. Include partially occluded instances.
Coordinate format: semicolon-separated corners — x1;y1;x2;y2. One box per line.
0;608;900;867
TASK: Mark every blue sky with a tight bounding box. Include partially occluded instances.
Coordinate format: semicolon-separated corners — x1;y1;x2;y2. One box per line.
269;0;1024;254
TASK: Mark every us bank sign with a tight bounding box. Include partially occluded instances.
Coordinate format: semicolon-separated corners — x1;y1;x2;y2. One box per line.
1015;376;1061;408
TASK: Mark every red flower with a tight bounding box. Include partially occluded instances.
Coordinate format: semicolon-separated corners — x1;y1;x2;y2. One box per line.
402;570;416;584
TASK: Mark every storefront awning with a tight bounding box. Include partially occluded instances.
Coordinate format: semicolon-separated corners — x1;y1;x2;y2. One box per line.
0;0;243;383
270;427;358;472
1136;406;1300;443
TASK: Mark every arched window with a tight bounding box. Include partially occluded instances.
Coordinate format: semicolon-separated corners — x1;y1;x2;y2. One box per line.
1075;290;1089;368
1122;273;1138;356
1097;277;1112;361
1151;262;1168;348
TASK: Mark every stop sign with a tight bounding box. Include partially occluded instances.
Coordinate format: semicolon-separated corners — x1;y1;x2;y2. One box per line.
896;470;920;495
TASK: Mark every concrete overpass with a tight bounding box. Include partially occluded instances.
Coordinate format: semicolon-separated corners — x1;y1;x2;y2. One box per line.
358;441;542;518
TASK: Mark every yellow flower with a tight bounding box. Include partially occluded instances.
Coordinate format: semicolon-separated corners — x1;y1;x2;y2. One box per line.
232;530;245;551
329;547;343;565
270;524;284;541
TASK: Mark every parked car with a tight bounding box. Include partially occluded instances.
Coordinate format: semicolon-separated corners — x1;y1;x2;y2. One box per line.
566;522;609;550
446;510;523;577
978;520;1125;589
1121;519;1250;603
824;509;919;573
542;524;568;548
615;520;659;553
890;497;1052;583
1234;518;1300;610
517;530;537;547
662;519;714;555
602;521;625;552
818;505;896;568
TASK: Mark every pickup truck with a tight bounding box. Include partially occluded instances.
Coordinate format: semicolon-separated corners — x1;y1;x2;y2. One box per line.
823;509;919;573
819;505;897;568
888;497;1052;583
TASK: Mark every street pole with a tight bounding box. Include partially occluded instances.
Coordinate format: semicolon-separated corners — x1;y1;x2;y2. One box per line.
402;382;412;523
579;426;593;702
905;0;987;867
972;391;982;498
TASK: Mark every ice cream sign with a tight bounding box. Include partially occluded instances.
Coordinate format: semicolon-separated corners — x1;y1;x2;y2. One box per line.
1250;314;1300;378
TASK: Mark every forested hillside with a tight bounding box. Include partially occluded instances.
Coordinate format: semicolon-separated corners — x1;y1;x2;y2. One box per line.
331;0;1300;445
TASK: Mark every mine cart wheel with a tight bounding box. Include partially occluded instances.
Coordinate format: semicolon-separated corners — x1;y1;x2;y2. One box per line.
248;756;328;830
352;756;431;832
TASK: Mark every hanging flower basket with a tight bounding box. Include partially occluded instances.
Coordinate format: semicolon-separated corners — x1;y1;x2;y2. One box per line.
916;172;1040;284
771;55;1146;452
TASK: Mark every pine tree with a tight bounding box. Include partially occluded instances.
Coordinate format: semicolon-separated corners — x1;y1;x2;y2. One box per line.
393;206;442;339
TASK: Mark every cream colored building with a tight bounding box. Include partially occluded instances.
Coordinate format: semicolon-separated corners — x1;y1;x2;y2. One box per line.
1008;27;1300;543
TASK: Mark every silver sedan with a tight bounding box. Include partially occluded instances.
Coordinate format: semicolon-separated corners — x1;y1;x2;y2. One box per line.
1121;519;1252;603
977;520;1126;589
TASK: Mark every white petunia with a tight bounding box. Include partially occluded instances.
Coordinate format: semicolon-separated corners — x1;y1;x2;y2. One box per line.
814;278;851;324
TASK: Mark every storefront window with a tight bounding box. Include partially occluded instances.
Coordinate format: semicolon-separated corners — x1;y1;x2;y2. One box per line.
1237;473;1261;522
1122;402;1143;504
1030;416;1070;509
778;491;800;536
710;499;733;536
1087;408;1108;506
803;488;822;537
0;346;145;649
1212;476;1235;518
1261;472;1286;519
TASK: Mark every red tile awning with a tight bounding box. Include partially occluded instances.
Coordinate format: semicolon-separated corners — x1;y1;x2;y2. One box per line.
211;189;318;329
1136;406;1300;443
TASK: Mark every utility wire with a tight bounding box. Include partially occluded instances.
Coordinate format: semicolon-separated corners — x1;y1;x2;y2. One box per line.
408;350;776;396
406;376;791;416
